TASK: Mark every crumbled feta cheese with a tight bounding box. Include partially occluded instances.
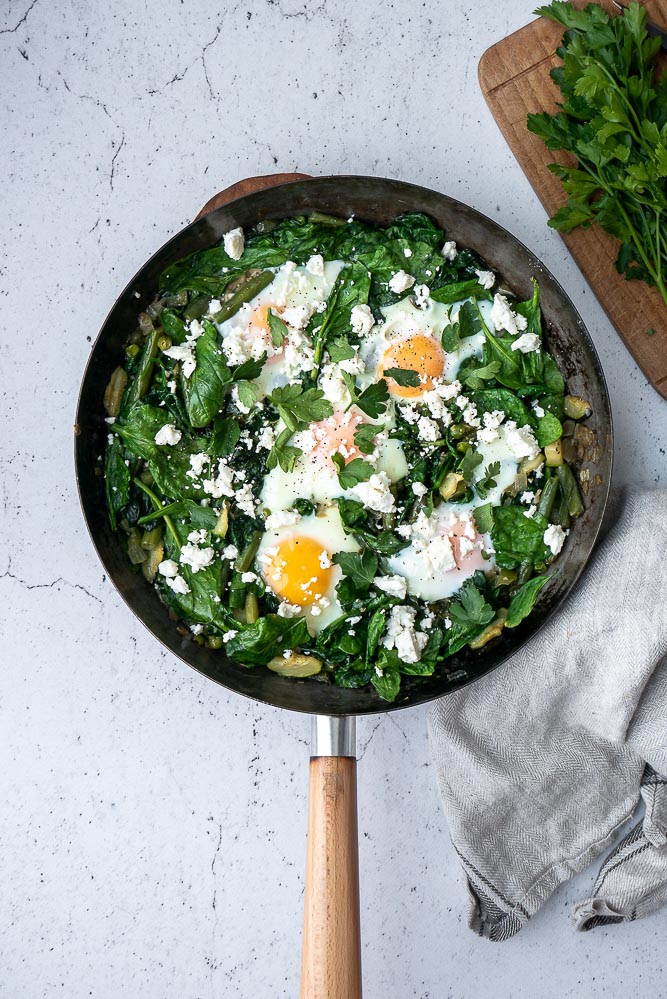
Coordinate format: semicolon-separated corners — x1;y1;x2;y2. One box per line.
187;453;209;479
256;424;276;451
399;403;420;425
188;319;204;340
305;253;325;275
350;304;374;335
520;491;536;504
163;342;196;378
167;379;177;394
435;379;462;402
179;544;215;573
352;471;396;513
241;571;257;583
222;545;239;561
281;304;313;331
532;403;545;419
277;601;301;618
165;574;191;595
417;415;440;442
382;605;428;664
265;509;302;530
318;550;332;569
187;528;208;544
190;623;204;636
158;559;179;578
534;463;545;480
319;362;353;410
154;424;182;446
222;629;238;643
373;574;408;599
425;534;457;572
388;270;416;294
511;331;541;354
544;523;568;556
412;482;428;497
223;227;245;260
524;505;537;519
235;483;256;517
282;329;315;378
220;326;251;366
208;298;222;315
475;269;495;291
202;460;235;499
104;416;116;425
441;240;457;261
490;293;528;336
476;408;505;444
413;284;430;308
504;421;540;460
403;247;413;258
462;404;481;429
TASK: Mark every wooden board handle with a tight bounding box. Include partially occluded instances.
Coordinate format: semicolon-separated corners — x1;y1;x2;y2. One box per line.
301;756;362;999
195;172;311;219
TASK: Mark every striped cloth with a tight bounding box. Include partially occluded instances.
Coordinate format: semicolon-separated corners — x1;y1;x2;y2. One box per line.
428;489;667;940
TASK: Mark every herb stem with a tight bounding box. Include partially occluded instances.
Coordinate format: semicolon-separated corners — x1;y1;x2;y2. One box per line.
133;477;180;545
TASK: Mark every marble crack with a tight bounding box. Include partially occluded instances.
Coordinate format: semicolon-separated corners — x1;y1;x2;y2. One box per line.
109;132;126;191
357;716;384;761
1;0;39;35
0;567;103;606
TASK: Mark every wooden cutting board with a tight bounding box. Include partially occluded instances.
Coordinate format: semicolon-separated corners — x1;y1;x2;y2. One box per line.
479;0;667;398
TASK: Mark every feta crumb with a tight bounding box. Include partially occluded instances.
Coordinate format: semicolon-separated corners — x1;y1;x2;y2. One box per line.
382;605;428;664
388;270;416;294
190;623;204;636
475;269;495;290
277;601;301;618
187;528;208;544
281;304;313;331
318;550;332;569
373;574;408;599
504;421;540;461
222;630;238;643
520;491;536;504
256;424;276;451
352;471;396;513
534;463;545;480
524;505;537;519
179;544;215;573
202;460;235;499
319;361;353;410
350;303;374;335
241;571;257;583
208;298;222;315
154;424;182;446
532;403;546;419
104;417;116;425
435;379;462;402
413;284;430;308
265;509;301;530
412;482;428;497
223;226;245;260
163;342;196;378
305;253;325;275
441;240;458;261
235;483;256;517
417;415;440;442
222;545;239;561
511;331;541;354
490;293;528;337
544;523;568;556
157;559;179;578
165;574;191;595
188;453;209;479
426;534;457;572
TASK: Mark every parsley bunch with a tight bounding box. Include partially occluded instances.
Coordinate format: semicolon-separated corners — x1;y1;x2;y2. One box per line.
528;2;667;306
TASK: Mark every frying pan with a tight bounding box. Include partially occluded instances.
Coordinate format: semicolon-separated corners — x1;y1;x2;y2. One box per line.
75;174;612;997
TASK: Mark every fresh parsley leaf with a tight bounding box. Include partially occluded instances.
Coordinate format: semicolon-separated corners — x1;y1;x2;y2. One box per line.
352;379;390;419
232;354;266;382
327;336;356;362
333;549;378;592
270;384;333;432
236;380;259;411
459;448;483;485
353;422;383;455
211;414;240;456
458;300;482;339
461;360;501;389
331;453;374;489
267;308;288;347
266;427;302;473
441;322;460;353
448;581;495;628
383;367;421;388
475;460;501;500
473;502;494;535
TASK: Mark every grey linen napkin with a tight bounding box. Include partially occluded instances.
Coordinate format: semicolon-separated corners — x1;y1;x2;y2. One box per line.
428;489;667;941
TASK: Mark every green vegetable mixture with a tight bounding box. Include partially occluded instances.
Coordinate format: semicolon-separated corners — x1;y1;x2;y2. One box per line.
103;210;590;701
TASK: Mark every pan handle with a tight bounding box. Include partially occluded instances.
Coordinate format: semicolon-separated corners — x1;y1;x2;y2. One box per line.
300;716;362;999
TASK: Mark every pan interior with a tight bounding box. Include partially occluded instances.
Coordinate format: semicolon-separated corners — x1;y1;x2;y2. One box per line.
75;176;612;715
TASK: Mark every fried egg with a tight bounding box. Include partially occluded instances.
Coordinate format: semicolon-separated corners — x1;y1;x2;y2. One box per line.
259;408;407;512
256;506;358;632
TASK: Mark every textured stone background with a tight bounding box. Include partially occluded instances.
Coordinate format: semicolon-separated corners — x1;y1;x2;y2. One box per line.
2;0;666;996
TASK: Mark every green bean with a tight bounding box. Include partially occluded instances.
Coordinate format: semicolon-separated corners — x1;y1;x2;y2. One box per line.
126;328;160;405
244;592;259;624
553;492;571;530
555;464;584;518
537;476;559;521
157;334;172;352
211;271;273;324
103;366;128;417
133;478;179;545
207;635;223;650
235;530;263;574
516;560;533;586
309;211;347;227
183;295;211;321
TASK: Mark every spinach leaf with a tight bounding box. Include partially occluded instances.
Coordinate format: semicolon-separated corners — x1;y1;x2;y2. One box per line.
491;506;551;569
224;615;311;666
371;667;401;702
181;320;231;428
471;388;535;427
138;498;219;530
431;279;491;305
104;434;130;531
211;415;241;456
114;404;206;500
535;412;563;447
506;575;550;628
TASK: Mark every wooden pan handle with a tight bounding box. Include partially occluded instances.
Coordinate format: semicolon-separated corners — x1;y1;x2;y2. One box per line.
195;172;311;219
301;754;362;999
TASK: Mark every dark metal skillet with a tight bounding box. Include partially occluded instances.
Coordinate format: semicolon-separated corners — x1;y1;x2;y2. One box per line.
75;174;612;998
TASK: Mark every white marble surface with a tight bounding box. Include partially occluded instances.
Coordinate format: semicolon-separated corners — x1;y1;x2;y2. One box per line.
2;0;667;996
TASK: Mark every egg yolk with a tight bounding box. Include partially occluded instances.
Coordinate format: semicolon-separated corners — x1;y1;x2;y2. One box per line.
310;410;364;467
261;536;333;606
381;333;445;398
249;303;282;332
